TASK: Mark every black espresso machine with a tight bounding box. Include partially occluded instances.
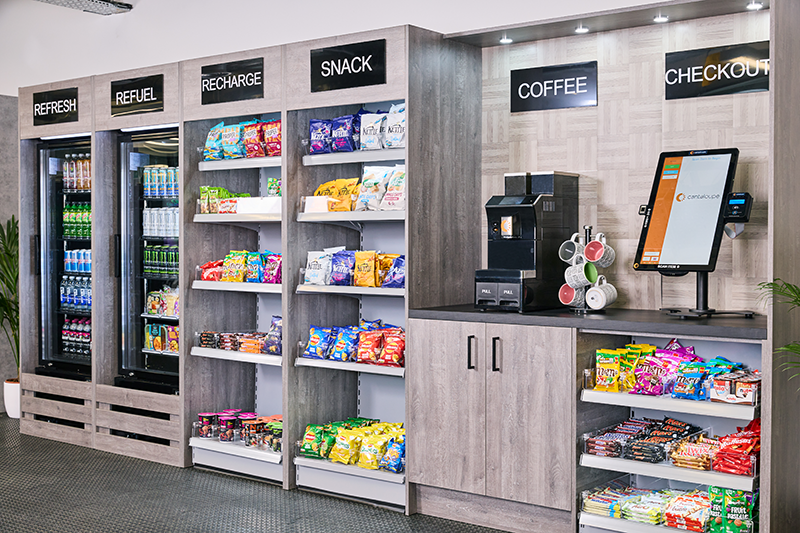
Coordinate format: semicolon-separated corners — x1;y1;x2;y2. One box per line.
475;172;578;312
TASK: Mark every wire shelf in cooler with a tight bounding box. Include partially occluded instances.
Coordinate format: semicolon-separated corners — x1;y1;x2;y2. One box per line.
142;196;179;201
141;348;179;357
59;189;92;195
57;308;92;317
140;313;179;322
59;237;92;242
141;236;179;242
141;273;179;281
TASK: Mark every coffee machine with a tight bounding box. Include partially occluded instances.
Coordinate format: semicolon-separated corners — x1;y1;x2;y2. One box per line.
475;172;578;312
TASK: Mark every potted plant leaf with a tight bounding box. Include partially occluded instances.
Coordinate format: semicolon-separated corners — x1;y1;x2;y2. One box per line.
0;216;19;418
759;278;800;385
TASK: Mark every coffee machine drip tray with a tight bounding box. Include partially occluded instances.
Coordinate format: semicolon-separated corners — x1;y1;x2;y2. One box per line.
475;269;560;312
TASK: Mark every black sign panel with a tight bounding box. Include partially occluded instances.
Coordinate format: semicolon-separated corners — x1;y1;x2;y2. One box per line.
665;41;769;100
33;87;78;126
201;58;264;105
511;61;598;113
111;74;164;117
310;39;386;93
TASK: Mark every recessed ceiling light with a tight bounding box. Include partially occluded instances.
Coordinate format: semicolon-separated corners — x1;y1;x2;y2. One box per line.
654;13;669;23
746;1;763;10
499;33;513;45
575;24;589;34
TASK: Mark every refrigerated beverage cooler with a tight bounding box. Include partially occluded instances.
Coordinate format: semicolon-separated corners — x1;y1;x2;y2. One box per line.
37;140;93;380
115;128;180;394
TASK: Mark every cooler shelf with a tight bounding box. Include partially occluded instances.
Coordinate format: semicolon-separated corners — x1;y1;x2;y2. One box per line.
580;389;758;421
140;313;179;322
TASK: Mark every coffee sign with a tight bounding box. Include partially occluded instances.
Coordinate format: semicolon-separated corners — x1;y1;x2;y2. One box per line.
511;61;598;113
111;74;164;117
665;41;769;100
201;58;264;105
33;88;79;126
310;39;386;93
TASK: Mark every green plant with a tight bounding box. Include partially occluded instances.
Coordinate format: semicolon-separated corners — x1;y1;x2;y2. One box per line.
758;278;800;384
0;216;19;381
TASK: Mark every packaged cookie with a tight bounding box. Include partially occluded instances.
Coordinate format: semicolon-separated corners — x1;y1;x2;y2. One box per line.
263;120;281;157
354;251;378;287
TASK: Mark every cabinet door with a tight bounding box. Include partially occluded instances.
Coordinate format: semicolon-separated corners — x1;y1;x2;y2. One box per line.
407;319;486;494
485;324;574;510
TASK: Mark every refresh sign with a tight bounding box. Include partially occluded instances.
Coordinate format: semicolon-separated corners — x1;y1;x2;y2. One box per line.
511;61;597;113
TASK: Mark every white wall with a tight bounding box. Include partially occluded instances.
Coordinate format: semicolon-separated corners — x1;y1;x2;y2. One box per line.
0;0;666;96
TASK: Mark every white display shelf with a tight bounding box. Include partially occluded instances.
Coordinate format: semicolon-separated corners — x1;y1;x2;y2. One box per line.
302;148;405;166
192;280;282;294
193;213;281;224
140;313;179;322
579;454;757;491
294;457;404;483
190;437;283;483
191;347;283;367
578;512;667;533
295;357;405;378
297;211;405;223
295;284;405;298
141;349;178;357
580;390;758;421
198;156;282;171
190;437;282;464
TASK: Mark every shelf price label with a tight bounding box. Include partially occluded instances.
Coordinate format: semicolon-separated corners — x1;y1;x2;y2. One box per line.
33;87;79;126
510;61;598;113
310;39;386;93
111;74;164;117
201;58;264;105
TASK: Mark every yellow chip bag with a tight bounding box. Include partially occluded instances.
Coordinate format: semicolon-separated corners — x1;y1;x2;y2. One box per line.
377;254;400;286
594;349;621;392
354;251;378;287
314;178;360;212
329;430;362;465
357;434;390;470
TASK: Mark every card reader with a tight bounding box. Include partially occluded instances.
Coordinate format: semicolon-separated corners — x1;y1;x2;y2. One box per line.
723;192;752;223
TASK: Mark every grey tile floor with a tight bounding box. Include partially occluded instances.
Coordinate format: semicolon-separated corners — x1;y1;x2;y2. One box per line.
0;415;505;532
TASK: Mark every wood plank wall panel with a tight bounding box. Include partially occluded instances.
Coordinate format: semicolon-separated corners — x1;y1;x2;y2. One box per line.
481;11;769;311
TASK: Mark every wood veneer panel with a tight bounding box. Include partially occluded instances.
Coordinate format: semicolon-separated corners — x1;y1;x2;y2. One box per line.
94;433;183;466
20;418;92;447
19;76;94;140
21;396;92;424
95;384;181;414
21;373;91;398
19;141;39;375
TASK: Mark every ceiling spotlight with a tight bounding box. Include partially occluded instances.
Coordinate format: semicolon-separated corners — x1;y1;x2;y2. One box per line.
33;0;132;15
654;13;669;23
499;33;513;45
746;1;763;10
575;24;589;34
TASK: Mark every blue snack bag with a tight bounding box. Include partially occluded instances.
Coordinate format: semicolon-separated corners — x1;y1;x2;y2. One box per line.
382;255;405;288
203;122;225;161
359;319;382;331
379;439;405;473
330;250;356;286
302;326;334;359
331;115;356;152
330;326;359;362
324;326;341;359
309;119;332;154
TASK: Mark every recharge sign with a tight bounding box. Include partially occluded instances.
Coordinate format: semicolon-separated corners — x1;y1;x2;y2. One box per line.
33;88;78;126
201;58;264;105
665;41;769;100
511;61;597;113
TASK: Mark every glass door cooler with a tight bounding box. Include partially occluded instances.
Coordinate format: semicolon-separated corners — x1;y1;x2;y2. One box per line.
37;139;93;380
114;129;180;394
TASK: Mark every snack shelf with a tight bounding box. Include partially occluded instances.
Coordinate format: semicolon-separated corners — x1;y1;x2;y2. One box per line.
294;357;405;378
190;437;283;483
579;454;757;491
295;285;405;298
296;211;405;224
140;313;179;322
198;156;282;172
294;456;405;508
578;512;668;533
302;148;405;166
191;280;282;294
141;349;179;357
580;390;758;421
193;213;281;224
294;456;404;483
191;347;282;367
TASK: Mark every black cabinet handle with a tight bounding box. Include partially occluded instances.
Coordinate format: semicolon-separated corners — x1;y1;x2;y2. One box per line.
467;335;475;369
114;234;121;278
491;336;500;372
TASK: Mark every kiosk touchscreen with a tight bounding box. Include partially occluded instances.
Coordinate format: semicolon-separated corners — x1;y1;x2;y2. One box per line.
634;148;753;318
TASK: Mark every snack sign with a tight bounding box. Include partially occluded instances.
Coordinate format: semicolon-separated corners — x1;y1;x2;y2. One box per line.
310;39;386;93
510;61;598;113
33;87;79;126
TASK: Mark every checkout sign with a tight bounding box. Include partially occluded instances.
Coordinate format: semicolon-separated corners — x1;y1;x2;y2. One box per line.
511;61;597;113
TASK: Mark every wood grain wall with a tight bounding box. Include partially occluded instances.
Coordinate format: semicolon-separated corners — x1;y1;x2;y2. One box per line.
481;11;770;311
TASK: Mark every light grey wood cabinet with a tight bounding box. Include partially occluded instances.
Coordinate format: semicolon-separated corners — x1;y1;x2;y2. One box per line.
407;318;573;510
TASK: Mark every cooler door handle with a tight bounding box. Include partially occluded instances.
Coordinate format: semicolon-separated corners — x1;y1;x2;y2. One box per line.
467;335;476;370
114;234;121;278
34;234;40;276
491;336;500;372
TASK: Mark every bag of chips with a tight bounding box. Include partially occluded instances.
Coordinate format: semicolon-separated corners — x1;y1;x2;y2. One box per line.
263;253;282;284
330;250;356;286
263;315;282;355
203;122;225;161
357;434;391;470
360;114;385;150
221;123;245;159
379;329;405;367
377;253;400;287
329;429;362;465
302;326;334;359
309;119;332;154
352;108;368;149
359;319;382;331
242;122;266;158
245;252;264;283
300;425;326;458
314;178;360;212
200;259;224;282
304;251;330;285
330;326;359;362
384;105;406;148
357;330;384;364
263;120;281;157
379;166;406;210
162;288;179;317
381;255;405;288
379;438;405;473
199;186;210;214
355;167;392;211
331;114;356;152
354;251;378;287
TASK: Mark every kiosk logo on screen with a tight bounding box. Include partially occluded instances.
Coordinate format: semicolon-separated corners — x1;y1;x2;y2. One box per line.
676;193;686;202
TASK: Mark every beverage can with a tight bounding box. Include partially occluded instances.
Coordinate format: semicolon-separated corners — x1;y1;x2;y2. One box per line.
142;208;151;237
143;168;151;198
157;169;167;197
167;168;176;198
86;250;92;274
